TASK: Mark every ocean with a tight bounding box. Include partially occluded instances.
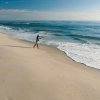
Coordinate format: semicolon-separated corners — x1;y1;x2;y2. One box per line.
0;20;100;69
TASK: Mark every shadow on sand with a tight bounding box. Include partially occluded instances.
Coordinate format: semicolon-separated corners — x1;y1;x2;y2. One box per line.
0;45;32;48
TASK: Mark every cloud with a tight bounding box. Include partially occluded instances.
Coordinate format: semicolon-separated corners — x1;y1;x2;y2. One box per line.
0;9;100;20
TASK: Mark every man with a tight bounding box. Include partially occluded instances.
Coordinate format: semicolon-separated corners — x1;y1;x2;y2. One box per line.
33;34;41;48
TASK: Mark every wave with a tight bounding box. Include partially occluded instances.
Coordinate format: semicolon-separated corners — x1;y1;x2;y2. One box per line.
58;42;100;69
46;41;100;69
0;25;12;31
0;25;35;41
68;34;100;41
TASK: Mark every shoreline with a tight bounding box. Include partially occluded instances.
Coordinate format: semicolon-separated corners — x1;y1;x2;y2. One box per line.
0;32;100;100
1;32;100;74
1;31;100;70
10;34;100;71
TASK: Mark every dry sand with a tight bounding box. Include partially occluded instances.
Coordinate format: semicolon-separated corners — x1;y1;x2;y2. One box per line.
0;33;100;100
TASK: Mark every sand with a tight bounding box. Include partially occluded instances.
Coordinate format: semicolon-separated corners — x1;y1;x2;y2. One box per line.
0;32;100;100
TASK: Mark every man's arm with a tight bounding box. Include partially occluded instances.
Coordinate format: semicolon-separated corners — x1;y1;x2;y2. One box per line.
39;36;44;39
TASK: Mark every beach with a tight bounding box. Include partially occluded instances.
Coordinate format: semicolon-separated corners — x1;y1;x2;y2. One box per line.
0;32;100;100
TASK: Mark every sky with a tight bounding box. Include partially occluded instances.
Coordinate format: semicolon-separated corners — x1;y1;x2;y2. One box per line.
0;0;100;20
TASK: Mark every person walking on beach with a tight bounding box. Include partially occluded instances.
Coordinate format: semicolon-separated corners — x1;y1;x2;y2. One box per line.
33;34;41;48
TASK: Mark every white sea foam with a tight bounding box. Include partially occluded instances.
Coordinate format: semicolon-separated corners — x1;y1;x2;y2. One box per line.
0;25;12;33
0;25;36;41
0;25;12;30
46;41;100;69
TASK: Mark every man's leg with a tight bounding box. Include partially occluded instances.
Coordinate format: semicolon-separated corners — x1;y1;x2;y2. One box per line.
33;43;36;48
37;44;39;48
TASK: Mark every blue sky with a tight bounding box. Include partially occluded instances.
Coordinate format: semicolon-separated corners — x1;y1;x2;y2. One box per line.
0;0;100;20
0;0;100;11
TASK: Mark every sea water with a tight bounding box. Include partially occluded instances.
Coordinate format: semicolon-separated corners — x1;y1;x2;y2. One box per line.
0;20;100;69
